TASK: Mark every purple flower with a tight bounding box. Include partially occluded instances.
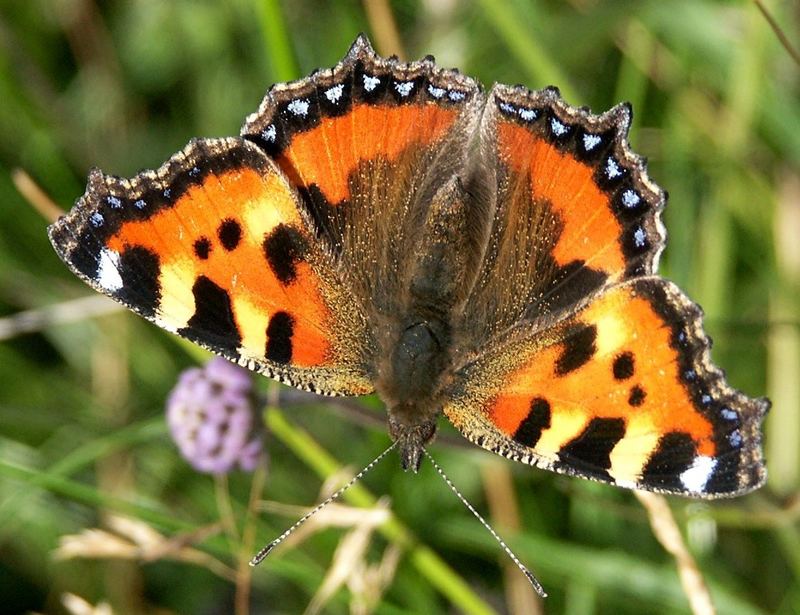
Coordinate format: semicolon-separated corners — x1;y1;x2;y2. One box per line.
166;357;265;473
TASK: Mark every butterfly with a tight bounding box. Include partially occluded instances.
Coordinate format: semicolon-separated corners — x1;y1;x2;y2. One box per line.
49;34;767;499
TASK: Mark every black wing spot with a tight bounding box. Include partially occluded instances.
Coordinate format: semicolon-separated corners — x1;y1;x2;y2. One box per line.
512;398;551;448
193;237;211;260
704;450;741;495
218;219;242;251
266;311;294;364
555;323;597;375
179;276;241;353
262;224;308;285
640;432;697;490
116;246;161;318
628;385;646;407
613;352;635;380
543;260;608;316
557;417;626;480
69;228;105;280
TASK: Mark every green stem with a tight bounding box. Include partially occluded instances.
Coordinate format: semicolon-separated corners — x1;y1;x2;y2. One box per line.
0;457;192;533
215;473;241;546
255;0;299;81
0;417;166;528
236;459;268;614
475;0;577;102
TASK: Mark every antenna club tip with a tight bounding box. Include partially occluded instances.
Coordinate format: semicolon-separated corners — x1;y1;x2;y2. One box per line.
523;571;547;597
427;447;548;597
250;544;275;567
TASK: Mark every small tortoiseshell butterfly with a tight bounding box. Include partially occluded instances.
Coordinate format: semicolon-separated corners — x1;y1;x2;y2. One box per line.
49;35;767;499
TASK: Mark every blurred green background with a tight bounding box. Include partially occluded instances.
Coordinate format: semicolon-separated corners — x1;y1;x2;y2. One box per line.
1;1;798;613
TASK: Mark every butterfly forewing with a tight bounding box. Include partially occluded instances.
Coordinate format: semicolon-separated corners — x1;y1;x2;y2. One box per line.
241;35;484;326
455;85;666;354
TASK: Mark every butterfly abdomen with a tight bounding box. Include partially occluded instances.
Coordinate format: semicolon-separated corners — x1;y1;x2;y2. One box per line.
378;319;448;472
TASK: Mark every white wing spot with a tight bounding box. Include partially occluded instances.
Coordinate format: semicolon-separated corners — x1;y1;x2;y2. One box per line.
606;157;622;179
106;195;122;209
363;75;380;92
729;430;743;448
498;101;516;114
134;199;146;210
622;189;641;209
518;108;536;121
287;99;310;116
448;90;466;102
679;456;717;493
97;248;123;292
720;408;738;421
325;84;344;103
262;124;277;143
583;133;602;150
427;84;446;99
550;118;568;136
633;226;647;248
89;212;105;227
394;81;414;97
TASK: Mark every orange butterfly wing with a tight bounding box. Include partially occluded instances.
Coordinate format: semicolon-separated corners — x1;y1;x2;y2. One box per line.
241;36;483;322
49;138;371;395
455;85;665;355
446;278;766;497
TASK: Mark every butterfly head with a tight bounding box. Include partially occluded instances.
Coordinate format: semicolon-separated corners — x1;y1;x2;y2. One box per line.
388;410;438;472
377;320;451;472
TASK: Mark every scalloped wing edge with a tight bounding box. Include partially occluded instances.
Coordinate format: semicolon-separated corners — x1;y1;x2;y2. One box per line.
240;33;483;139
487;82;668;278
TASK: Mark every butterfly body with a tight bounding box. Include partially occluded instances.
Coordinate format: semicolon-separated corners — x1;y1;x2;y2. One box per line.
49;35;767;497
375;173;487;470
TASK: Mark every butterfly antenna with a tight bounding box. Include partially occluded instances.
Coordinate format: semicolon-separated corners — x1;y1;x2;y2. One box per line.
250;441;397;566
422;449;547;598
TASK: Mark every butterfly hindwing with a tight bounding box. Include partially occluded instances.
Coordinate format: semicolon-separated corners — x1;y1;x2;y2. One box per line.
48;137;372;395
444;277;767;497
